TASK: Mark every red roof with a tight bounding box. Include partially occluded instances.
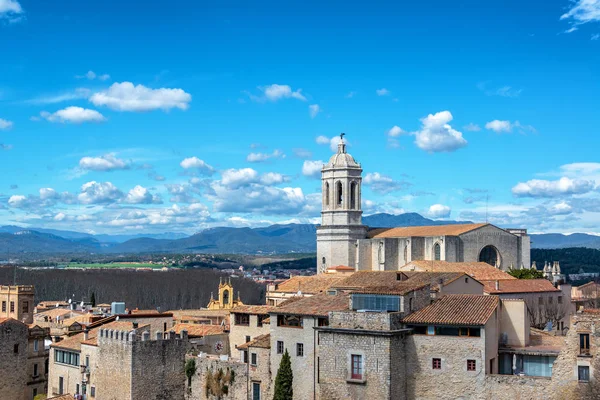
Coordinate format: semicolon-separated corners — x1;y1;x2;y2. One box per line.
481;279;560;294
402;295;499;326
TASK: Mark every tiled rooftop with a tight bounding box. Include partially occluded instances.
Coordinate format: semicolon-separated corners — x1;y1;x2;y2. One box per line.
401;260;516;282
273;293;350;317
332;271;429;295
402;294;499;326
237;333;271;350
35;308;80;320
170;323;225;337
272;275;346;294
368;223;489;239
404;271;480;291
231;305;279;315
481;279;560;294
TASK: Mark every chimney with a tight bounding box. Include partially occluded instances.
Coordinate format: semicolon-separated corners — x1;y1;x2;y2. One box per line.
495;280;500;291
83;329;89;341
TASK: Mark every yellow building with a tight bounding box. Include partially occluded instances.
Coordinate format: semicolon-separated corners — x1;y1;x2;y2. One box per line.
206;278;243;310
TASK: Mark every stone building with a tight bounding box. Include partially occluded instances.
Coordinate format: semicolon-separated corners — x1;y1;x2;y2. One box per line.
1;285;35;323
229;305;273;356
316;138;530;273
265;275;345;306
28;324;51;399
237;334;273;400
0;318;29;400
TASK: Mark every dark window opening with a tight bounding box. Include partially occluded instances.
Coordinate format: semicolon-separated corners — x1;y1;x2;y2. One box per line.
276;341;284;354
580;333;590;355
336;181;343;206
432;358;441;369
325;182;330;206
251;352;257;366
467;359;476;371
350;182;357;209
257;314;268;327
434;243;441;261
223;289;230;305
579;366;590;382
351;354;363;379
235;314;250;326
277;314;302;328
297;343;304;357
479;245;500;267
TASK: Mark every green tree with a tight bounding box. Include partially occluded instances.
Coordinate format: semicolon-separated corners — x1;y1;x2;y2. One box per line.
185;358;197;386
274;349;293;400
90;291;96;307
508;268;544;279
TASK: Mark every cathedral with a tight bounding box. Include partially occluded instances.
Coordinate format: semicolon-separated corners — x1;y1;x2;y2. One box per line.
316;137;530;274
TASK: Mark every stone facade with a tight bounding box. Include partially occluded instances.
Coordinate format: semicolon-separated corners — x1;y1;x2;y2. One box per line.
0;318;29;400
28;324;51;399
188;354;248;400
229;313;269;356
0;285;35;324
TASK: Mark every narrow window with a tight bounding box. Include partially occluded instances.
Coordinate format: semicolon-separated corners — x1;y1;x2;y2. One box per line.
59;377;64;394
467;359;476;371
33;363;38;377
251;353;257;366
163;322;167;332
548;296;553;304
465;277;469;283
580;333;590;355
297;343;304;357
91;386;96;397
33;339;38;352
433;243;441;261
336;181;343;206
350;182;357;209
13;344;18;354
10;301;14;313
22;301;29;313
86;355;90;367
277;341;284;354
579;366;590;382
325;182;330;206
76;383;80;395
432;358;441;369
243;350;248;364
558;296;563;304
1;301;5;312
245;335;251;343
351;354;363;380
33;388;37;398
409;297;414;312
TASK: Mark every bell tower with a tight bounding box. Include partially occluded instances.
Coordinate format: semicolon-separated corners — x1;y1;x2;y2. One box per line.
316;134;367;274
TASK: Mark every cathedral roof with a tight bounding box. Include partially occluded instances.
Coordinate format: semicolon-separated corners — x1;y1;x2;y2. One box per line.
400;261;516;282
367;223;489;238
402;295;499;326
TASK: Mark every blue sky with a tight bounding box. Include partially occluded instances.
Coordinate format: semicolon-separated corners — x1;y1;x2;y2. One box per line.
1;0;600;235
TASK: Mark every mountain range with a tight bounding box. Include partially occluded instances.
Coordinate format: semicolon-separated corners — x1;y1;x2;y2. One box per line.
0;213;598;255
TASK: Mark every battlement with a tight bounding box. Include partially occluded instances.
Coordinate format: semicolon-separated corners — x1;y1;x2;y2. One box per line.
0;285;35;295
98;327;188;345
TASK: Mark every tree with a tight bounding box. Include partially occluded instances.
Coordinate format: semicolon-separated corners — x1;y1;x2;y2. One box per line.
273;349;293;400
185;358;197;387
508;268;544;280
90;291;96;307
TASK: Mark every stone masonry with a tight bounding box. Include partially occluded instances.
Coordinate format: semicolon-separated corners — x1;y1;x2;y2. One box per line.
0;318;29;400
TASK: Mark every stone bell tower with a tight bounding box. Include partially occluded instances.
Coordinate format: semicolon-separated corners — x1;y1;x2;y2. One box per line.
316;134;367;274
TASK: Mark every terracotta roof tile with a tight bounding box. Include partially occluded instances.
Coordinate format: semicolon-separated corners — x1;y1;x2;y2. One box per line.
35;308;81;320
402;295;499;326
481;279;560;294
231;305;278;315
237;333;271;350
403;271;482;291
170;323;225;337
273;293;350;317
327;265;355;271
273;275;346;294
401;261;516;282
331;271;428;295
368;223;489;239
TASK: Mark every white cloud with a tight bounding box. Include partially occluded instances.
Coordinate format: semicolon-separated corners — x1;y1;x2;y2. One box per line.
463;123;481;132
0;118;13;130
79;153;129;171
428;204;451;218
485;120;512;133
85;71;96;80
376;88;390;96
477;82;522;98
386;125;404;137
179;157;214;174
0;0;22;18
316;135;330;145
165;183;200;204
246;84;307;102
302;160;323;178
316;135;347;152
561;0;600;28
26;88;91;105
40;107;106;124
309;104;321;118
246;149;285;163
90;82;192;112
512;177;596;198
485;120;536;133
260;172;287;185
75;71;111;81
412;111;467;152
78;181;124;204
364;172;410;194
124;185;162;204
220;168;260;188
592;33;600;40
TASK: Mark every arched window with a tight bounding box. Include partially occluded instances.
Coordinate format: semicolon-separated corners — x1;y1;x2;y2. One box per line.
325;182;330;207
433;243;441;261
479;245;500;267
350;182;357;209
336;181;343;206
222;290;230;305
409;297;414;312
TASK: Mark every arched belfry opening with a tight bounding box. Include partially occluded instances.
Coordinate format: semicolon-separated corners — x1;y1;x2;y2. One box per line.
350;181;357;209
433;243;441;261
479;245;500;267
336;181;343;207
222;289;230;306
325;182;330;207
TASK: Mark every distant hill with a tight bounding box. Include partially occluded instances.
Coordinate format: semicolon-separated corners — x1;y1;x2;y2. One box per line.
1;213;598;255
531;247;600;275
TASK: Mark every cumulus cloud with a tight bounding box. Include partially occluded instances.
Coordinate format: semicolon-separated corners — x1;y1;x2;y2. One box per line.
593;33;600;40
7;188;74;210
376;88;390;96
90;82;192;112
316;135;330;145
79;153;129;171
260;172;288;185
463;123;481;132
309;104;321;118
0;0;23;21
386;126;404;137
0;118;13;130
246;149;285;163
220;168;260;188
40;107;106;124
123;185;162;204
316;135;347;152
302;160;323;178
485;120;512;133
363;172;411;194
512;177;596;198
412;111;467;152
246;84;307;102
179;157;214;175
165;184;200;204
78;181;124;204
428;204;451;218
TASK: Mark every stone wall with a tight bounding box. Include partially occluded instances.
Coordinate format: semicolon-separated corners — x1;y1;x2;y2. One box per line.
247;345;272;400
328;311;404;331
188;354;248;400
461;225;519;270
0;319;28;400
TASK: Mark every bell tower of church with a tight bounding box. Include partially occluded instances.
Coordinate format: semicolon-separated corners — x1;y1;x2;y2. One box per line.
316;135;367;274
